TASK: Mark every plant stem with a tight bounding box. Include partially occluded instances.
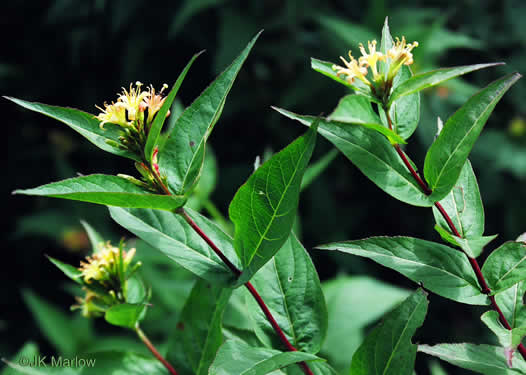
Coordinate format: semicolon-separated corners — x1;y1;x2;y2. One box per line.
386;111;526;360
177;208;315;375
135;325;178;375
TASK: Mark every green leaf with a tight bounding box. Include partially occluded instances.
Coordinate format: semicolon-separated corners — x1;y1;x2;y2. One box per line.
286;361;338;375
104;303;146;329
383;65;421;140
246;233;328;354
273;107;434;207
432;160;485;238
4;96;139;162
350;289;429;375
481;311;526;350
208;340;320;375
144;51;203;163
180;280;232;375
495;282;526;330
21;290;78;355
424;73;521;201
80;220;105;252
310;58;379;104
429;361;449;375
229;123;318;285
109;207;239;284
14;174;187;211
317;237;488;305
186;145;218;211
46;256;83;284
434;225;497;259
329;95;406;144
1;342;40;375
378;17;394;78
301;149;338;191
389;63;503;105
81;351;168;375
321;276;411;372
159;32;261;195
482;241;526;294
419;343;526;374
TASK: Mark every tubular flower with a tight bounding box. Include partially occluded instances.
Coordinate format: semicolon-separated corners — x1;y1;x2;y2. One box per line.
79;241;137;284
117;81;148;122
358;40;385;83
332;51;370;85
143;83;170;124
386;36;419;81
96;101;129;129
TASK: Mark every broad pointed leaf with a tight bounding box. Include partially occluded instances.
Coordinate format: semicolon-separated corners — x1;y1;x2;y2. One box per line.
419;344;526;374
424;73;521;201
433;160;485;238
46;256;83;284
482;241;526;294
495;282;526;330
273;107;434;207
14;175;187;211
317;236;488;305
246;233;328;354
159;32;261;195
144;51;203;162
230;123;318;285
329;95;406;144
109;207;240;285
389;63;503;105
4;96;139;161
180;280;231;375
208;340;320;375
350;289;429;375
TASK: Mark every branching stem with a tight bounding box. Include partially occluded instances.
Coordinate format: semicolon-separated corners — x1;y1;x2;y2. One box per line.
386;110;526;360
176;208;314;375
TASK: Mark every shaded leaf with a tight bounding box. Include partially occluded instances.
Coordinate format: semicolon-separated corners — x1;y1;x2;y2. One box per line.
317;236;488;305
105;303;146;329
46;256;83;284
483;241;526;294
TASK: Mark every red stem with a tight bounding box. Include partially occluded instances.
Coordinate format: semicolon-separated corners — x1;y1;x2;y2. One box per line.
388;113;526;360
136;326;178;375
177;208;314;375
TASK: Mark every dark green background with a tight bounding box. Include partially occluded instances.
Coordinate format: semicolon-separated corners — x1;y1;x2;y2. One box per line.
4;1;526;374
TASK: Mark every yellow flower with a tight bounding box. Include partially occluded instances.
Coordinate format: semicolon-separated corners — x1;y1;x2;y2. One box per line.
358;40;385;82
386;36;419;80
95;101;128;129
78;242;136;284
142;83;169;124
333;51;370;85
117;81;148;122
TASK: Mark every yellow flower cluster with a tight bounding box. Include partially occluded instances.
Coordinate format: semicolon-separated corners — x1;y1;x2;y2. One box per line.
332;37;418;86
79;242;136;283
96;82;169;129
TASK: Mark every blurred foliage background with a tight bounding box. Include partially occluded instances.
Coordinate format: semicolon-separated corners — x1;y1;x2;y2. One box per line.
4;0;526;374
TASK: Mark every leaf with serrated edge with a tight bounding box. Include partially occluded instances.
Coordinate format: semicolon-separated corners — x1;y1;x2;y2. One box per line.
317;236;488;305
246;233;327;354
419;343;526;374
14;174;186;210
230;122;317;285
482;241;526;294
273;107;434;207
424;73;521;201
109;207;239;285
4;96;139;161
350;289;429;375
159;32;261;195
208;340;320;375
144;51;203;163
